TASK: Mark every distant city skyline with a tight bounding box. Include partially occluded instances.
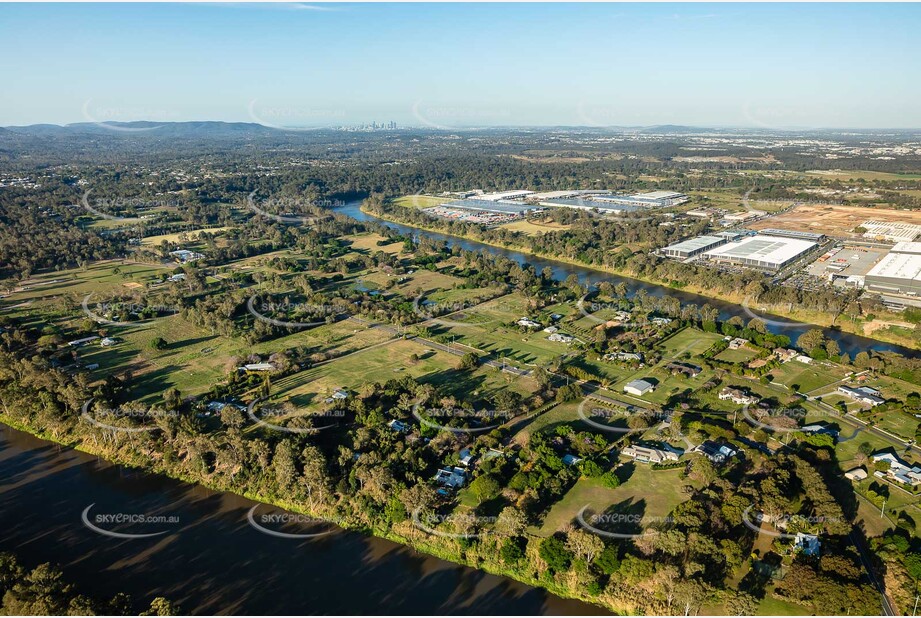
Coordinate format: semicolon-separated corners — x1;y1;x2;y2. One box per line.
2;2;921;129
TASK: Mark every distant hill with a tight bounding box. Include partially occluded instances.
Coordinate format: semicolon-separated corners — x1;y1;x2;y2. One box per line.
6;121;278;138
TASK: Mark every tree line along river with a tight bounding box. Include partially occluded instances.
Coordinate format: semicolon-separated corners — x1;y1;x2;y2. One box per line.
1;200;916;616
335;200;920;360
0;425;606;615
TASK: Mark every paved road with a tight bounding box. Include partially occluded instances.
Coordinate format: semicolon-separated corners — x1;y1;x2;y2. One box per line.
850;531;898;616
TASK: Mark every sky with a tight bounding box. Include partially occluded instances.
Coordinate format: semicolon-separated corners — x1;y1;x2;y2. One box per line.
1;2;920;129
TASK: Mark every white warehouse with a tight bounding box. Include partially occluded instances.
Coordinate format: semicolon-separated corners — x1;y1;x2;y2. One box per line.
702;235;817;271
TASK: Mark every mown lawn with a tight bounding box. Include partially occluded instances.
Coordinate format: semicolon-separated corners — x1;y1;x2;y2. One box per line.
536;465;687;536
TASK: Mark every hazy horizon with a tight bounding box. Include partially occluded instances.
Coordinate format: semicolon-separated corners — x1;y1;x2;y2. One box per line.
2;2;921;130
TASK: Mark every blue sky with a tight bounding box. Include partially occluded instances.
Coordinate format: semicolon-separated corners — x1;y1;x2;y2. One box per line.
1;2;920;128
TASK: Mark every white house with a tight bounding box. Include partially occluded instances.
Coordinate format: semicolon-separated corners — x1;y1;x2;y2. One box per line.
240;362;274;372
624;379;655;396
718;387;759;405
838;385;884;407
872;451;921;486
622;445;678;464
548;333;574;344
516;317;541;329
433;466;467;489
68;336;99;347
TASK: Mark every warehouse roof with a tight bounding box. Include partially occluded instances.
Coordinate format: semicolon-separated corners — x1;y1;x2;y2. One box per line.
891;242;921;255
866;252;921;281
663;235;725;253
703;235;816;265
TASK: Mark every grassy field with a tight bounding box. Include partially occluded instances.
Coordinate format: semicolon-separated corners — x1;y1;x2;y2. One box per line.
686;189;744;211
341;232;406;255
714;346;760;364
768;360;849;393
271;337;538;410
536;465;687;536
498;219;572;236
659;327;725;359
805;170;921;181
427;294;571;369
392;195;449;209
1;260;174;305
140;227;230;246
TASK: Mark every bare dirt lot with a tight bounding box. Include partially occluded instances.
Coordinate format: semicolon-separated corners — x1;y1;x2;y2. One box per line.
748;203;921;239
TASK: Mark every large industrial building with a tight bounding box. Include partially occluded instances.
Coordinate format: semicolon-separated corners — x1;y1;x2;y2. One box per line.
864;242;921;296
475;190;535;202
440;199;539;215
757;228;826;242
861;221;921;243
702;235;818;271
591;191;689;208
540;197;637;214
661;235;727;259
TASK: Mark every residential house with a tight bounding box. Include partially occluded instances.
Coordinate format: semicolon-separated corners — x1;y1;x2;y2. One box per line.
650;317;672;326
240;362;275;372
458;448;475;467
801;424;839;439
388;419;410;433
622;445;678;464
562;454;583;466
695;440;740;464
433;466;467;489
99;337;117;347
516;317;541;329
665;361;702;378
838;385;884;407
543;325;559;334
794;533;821;557
68;336;99;347
548;333;574;344
719;387;759;405
169;249;204;264
872;451;921;486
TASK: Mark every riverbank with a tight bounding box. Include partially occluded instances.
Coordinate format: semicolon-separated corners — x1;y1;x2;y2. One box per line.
363;204;920;352
0;413;615;615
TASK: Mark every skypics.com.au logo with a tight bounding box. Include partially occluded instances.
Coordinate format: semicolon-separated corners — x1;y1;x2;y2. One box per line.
411;295;514;329
80;189;176;222
246;398;344;435
81;399;179;433
740;404;839;435
411;102;511;131
575;294;671;329
246;504;339;539
245;192;343;224
247;100;347;132
576;506;674;539
82;293;177;326
576;398;671;434
81;504;179;539
80;99;180;133
246;296;349;329
411;403;513;434
411;509;497;540
741;505;845;541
